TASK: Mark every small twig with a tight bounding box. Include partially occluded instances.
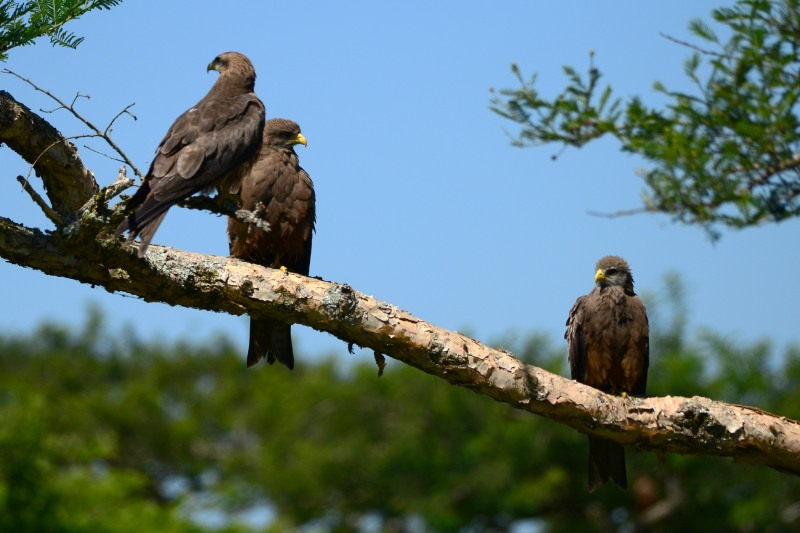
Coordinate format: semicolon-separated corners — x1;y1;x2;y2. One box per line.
105;103;137;136
82;144;129;165
550;143;570;161
76;167;135;226
586;206;655;219
103;166;135;202
2;68;143;179
22;134;96;184
16;175;64;226
659;32;727;58
72;92;88;107
41;92;89;114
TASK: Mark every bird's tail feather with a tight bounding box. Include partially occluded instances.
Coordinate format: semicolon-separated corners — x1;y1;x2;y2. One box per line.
588;436;627;491
131;210;168;257
116;181;171;257
247;318;294;370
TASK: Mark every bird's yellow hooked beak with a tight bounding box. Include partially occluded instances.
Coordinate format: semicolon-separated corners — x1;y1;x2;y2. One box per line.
594;269;606;283
293;133;308;147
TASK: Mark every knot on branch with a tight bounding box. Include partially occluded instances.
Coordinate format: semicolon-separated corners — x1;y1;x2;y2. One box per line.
322;283;358;322
676;399;736;445
427;334;465;367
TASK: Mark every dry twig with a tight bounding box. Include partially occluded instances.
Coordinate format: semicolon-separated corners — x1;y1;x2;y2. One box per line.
3;68;143;179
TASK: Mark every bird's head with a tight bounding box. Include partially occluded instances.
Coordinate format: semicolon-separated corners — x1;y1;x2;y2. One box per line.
264;118;307;149
207;52;256;90
207;56;224;73
594;255;635;292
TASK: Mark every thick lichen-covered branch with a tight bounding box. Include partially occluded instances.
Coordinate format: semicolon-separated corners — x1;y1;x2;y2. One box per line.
1;217;798;475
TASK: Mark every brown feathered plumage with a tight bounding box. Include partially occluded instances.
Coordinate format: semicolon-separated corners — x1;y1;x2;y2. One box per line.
117;51;266;256
228;118;315;369
565;255;649;491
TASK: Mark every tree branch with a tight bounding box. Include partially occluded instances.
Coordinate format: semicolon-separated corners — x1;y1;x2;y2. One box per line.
180;194;272;233
658;32;726;58
0;90;96;222
1;216;798;475
15;174;64;225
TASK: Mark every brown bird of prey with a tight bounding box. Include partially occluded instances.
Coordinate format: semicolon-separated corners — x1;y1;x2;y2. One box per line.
228;118;315;369
565;255;649;491
117;51;266;256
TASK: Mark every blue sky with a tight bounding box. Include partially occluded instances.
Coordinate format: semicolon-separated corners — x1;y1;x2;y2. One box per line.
1;1;798;366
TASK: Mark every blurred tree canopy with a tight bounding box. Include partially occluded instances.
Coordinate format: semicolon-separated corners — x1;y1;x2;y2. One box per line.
491;0;800;238
2;278;799;533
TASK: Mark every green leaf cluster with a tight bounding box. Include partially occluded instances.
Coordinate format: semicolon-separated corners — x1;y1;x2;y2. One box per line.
1;286;799;532
492;0;800;237
0;0;121;61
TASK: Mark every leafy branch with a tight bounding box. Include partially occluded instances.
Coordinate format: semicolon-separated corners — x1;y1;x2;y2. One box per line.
491;0;800;238
0;0;122;61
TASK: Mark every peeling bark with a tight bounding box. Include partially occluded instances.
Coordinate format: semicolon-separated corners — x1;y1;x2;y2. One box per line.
2;90;800;478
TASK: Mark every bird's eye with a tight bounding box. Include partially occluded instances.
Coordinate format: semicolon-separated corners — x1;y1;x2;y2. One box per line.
606;268;618;275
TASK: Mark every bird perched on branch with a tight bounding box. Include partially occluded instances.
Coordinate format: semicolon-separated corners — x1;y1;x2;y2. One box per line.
565;255;649;491
117;51;266;256
228;118;315;369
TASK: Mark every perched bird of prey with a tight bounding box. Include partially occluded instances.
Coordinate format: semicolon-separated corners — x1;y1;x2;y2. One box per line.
117;51;266;256
565;255;649;491
228;118;315;369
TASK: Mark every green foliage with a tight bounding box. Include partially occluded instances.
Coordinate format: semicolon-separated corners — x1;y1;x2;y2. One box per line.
491;0;800;238
1;291;799;532
0;0;122;61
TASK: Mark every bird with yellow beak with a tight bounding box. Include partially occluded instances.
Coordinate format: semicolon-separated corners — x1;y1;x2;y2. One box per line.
565;255;650;491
